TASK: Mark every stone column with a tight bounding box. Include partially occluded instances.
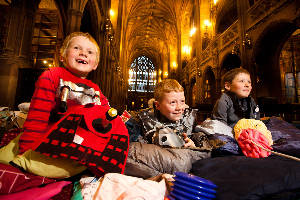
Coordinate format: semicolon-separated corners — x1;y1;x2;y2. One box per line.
66;8;83;35
0;0;38;107
237;0;249;69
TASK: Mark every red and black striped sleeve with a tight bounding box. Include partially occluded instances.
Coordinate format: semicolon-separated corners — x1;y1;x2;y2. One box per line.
19;70;57;153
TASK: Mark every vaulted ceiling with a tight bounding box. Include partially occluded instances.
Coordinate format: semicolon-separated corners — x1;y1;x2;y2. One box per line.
121;0;194;69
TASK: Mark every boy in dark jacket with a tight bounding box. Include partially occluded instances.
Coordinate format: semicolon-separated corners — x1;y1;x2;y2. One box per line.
212;68;260;128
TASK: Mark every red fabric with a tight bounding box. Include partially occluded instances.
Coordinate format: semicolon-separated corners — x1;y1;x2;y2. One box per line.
0;128;22;147
19;67;109;154
31;104;129;177
0;181;71;200
50;183;73;200
32;104;128;152
237;128;272;158
0;163;55;194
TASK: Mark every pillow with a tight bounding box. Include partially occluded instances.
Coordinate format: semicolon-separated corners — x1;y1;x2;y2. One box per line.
191;155;300;199
0;134;86;178
18;102;30;113
264;117;300;157
0;134;20;164
0;163;55;194
12;150;87;178
194;119;242;156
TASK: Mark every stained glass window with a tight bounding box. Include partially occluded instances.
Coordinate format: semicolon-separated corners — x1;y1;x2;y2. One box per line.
128;56;156;92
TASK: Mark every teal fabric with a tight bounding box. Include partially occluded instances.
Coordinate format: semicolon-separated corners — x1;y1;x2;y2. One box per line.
71;181;83;200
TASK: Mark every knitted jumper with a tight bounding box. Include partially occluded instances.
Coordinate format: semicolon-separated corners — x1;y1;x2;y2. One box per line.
19;67;109;153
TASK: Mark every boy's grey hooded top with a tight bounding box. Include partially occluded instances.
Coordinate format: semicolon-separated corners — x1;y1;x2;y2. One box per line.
212;91;260;128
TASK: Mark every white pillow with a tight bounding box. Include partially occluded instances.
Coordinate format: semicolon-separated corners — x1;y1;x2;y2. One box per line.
18;102;30;113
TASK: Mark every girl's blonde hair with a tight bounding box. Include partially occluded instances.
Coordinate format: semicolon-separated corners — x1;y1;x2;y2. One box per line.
154;79;184;102
60;32;100;64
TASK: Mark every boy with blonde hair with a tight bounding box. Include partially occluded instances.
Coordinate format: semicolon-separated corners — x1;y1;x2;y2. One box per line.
13;32;129;177
138;79;199;148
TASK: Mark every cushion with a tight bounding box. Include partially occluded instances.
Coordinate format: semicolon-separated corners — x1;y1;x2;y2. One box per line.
191;155;300;200
12;150;87;178
30;104;129;177
264;117;300;157
0;134;21;164
0;163;55;194
194;119;242;156
18;102;30;113
0;134;86;178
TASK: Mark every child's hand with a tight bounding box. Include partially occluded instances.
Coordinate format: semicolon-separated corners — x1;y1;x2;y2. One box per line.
182;133;196;148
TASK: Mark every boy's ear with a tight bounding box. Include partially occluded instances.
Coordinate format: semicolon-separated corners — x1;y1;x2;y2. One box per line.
224;82;231;91
92;64;98;70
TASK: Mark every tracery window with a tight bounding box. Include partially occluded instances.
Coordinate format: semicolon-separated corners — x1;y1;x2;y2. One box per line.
128;56;156;92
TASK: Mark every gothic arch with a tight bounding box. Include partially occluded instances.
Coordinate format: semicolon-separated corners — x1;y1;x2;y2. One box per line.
80;0;103;39
220;52;241;77
253;20;298;102
215;0;238;34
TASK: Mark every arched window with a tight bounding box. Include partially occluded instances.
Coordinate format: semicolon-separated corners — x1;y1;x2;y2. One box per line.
128;56;156;92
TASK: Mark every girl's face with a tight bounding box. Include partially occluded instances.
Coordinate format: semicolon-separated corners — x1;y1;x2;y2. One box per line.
155;91;186;121
225;72;252;98
63;36;98;78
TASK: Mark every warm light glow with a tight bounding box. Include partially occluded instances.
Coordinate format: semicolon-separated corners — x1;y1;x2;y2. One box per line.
182;45;191;55
109;9;115;17
159;69;162;75
172;61;177;68
190;27;196;37
164;71;168;77
48;64;53;67
204;20;212;27
43;60;47;64
214;0;218;4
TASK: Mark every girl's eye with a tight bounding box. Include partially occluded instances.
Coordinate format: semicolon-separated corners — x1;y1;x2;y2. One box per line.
74;46;79;49
88;51;94;54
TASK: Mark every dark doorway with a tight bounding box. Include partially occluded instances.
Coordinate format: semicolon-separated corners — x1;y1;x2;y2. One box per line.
254;21;297;103
203;67;216;105
14;68;44;109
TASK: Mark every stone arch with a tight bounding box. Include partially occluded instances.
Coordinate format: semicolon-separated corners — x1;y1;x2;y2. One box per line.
220;52;241;77
80;0;102;39
215;0;238;34
253;20;298;103
54;0;67;36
